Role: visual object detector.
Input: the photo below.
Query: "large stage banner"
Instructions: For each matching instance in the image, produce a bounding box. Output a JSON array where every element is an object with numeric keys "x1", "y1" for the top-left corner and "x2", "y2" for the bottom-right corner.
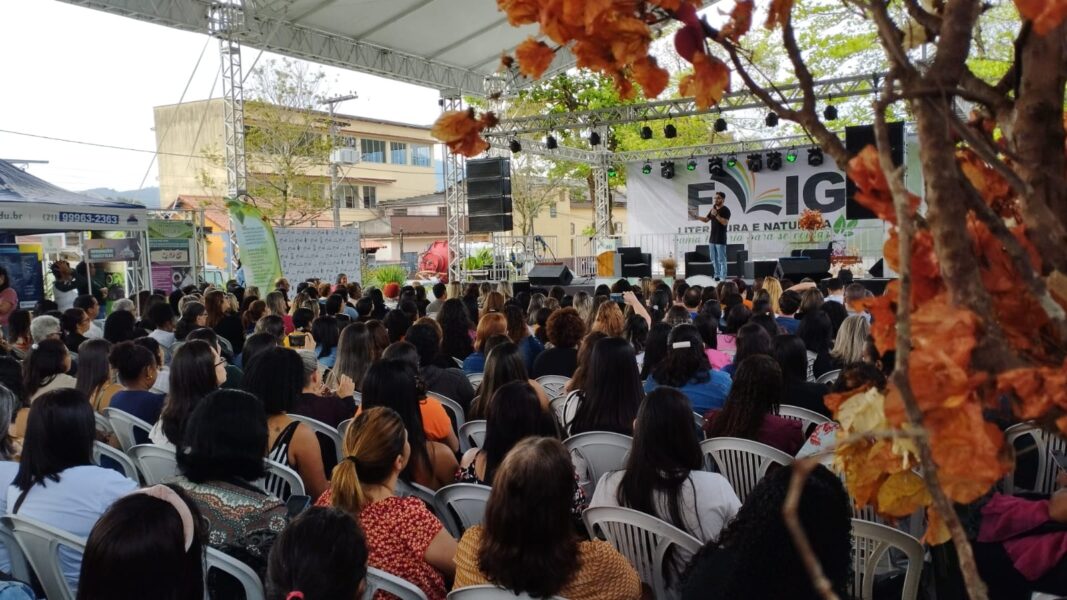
[
  {"x1": 226, "y1": 200, "x2": 282, "y2": 290},
  {"x1": 274, "y1": 227, "x2": 362, "y2": 287},
  {"x1": 625, "y1": 151, "x2": 886, "y2": 261}
]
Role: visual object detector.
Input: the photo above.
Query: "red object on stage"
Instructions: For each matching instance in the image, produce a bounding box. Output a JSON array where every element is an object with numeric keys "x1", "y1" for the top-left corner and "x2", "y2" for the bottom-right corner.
[{"x1": 418, "y1": 240, "x2": 449, "y2": 282}]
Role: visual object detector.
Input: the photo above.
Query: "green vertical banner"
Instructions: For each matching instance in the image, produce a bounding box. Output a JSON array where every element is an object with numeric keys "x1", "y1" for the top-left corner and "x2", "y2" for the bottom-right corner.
[{"x1": 226, "y1": 200, "x2": 282, "y2": 290}]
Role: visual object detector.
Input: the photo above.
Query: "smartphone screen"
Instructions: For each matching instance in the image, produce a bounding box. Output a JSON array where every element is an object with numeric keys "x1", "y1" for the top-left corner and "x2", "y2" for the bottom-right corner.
[
  {"x1": 288, "y1": 334, "x2": 306, "y2": 346},
  {"x1": 286, "y1": 494, "x2": 311, "y2": 518},
  {"x1": 610, "y1": 293, "x2": 623, "y2": 303}
]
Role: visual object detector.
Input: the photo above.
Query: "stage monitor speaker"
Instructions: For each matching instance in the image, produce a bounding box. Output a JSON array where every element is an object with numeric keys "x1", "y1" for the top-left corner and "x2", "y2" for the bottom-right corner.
[
  {"x1": 468, "y1": 214, "x2": 513, "y2": 233},
  {"x1": 746, "y1": 260, "x2": 779, "y2": 279},
  {"x1": 528, "y1": 264, "x2": 573, "y2": 286},
  {"x1": 869, "y1": 258, "x2": 884, "y2": 278},
  {"x1": 467, "y1": 197, "x2": 513, "y2": 216},
  {"x1": 845, "y1": 122, "x2": 904, "y2": 220},
  {"x1": 512, "y1": 281, "x2": 531, "y2": 297},
  {"x1": 466, "y1": 157, "x2": 510, "y2": 179},
  {"x1": 775, "y1": 257, "x2": 831, "y2": 281}
]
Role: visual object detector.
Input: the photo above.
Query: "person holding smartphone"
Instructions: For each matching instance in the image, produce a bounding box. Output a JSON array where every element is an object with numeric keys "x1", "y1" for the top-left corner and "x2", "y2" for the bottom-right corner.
[{"x1": 694, "y1": 191, "x2": 732, "y2": 281}]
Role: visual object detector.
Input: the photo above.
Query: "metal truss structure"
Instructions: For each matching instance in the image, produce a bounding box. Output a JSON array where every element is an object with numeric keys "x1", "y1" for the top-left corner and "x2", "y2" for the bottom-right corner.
[
  {"x1": 490, "y1": 73, "x2": 885, "y2": 136},
  {"x1": 614, "y1": 133, "x2": 840, "y2": 163},
  {"x1": 441, "y1": 91, "x2": 468, "y2": 284}
]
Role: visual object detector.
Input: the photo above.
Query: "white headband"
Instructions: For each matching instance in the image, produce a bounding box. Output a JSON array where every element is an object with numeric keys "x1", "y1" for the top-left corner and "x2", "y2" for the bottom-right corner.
[
  {"x1": 130, "y1": 485, "x2": 195, "y2": 551},
  {"x1": 672, "y1": 341, "x2": 692, "y2": 349}
]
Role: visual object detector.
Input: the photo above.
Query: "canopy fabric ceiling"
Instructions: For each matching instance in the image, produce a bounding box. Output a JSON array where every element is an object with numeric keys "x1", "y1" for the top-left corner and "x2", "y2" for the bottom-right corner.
[{"x1": 58, "y1": 0, "x2": 716, "y2": 96}]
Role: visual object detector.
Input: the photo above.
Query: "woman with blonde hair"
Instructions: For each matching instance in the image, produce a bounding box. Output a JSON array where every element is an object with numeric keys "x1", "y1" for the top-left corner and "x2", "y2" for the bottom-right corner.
[
  {"x1": 318, "y1": 406, "x2": 456, "y2": 600},
  {"x1": 762, "y1": 276, "x2": 784, "y2": 314},
  {"x1": 591, "y1": 301, "x2": 625, "y2": 338},
  {"x1": 526, "y1": 293, "x2": 547, "y2": 326},
  {"x1": 572, "y1": 291, "x2": 594, "y2": 324},
  {"x1": 480, "y1": 291, "x2": 506, "y2": 319},
  {"x1": 830, "y1": 314, "x2": 870, "y2": 366},
  {"x1": 477, "y1": 282, "x2": 493, "y2": 310},
  {"x1": 463, "y1": 313, "x2": 508, "y2": 374},
  {"x1": 265, "y1": 291, "x2": 294, "y2": 334},
  {"x1": 495, "y1": 281, "x2": 513, "y2": 299}
]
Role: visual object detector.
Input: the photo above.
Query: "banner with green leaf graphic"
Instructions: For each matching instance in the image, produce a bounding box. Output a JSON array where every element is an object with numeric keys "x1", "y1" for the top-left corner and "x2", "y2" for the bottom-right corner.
[
  {"x1": 226, "y1": 200, "x2": 282, "y2": 290},
  {"x1": 626, "y1": 149, "x2": 886, "y2": 260}
]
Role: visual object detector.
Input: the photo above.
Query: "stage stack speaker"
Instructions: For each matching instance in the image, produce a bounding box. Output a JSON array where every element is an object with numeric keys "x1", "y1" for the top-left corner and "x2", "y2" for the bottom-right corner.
[
  {"x1": 845, "y1": 122, "x2": 905, "y2": 220},
  {"x1": 466, "y1": 157, "x2": 513, "y2": 233},
  {"x1": 528, "y1": 264, "x2": 574, "y2": 286},
  {"x1": 775, "y1": 257, "x2": 831, "y2": 282}
]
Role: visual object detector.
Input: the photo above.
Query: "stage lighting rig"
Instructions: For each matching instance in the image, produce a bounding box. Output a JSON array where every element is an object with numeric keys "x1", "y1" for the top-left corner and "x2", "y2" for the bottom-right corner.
[
  {"x1": 726, "y1": 154, "x2": 738, "y2": 168},
  {"x1": 708, "y1": 157, "x2": 726, "y2": 177},
  {"x1": 640, "y1": 125, "x2": 653, "y2": 140},
  {"x1": 808, "y1": 147, "x2": 824, "y2": 166},
  {"x1": 823, "y1": 103, "x2": 838, "y2": 121},
  {"x1": 686, "y1": 158, "x2": 697, "y2": 171},
  {"x1": 713, "y1": 117, "x2": 728, "y2": 132},
  {"x1": 767, "y1": 151, "x2": 783, "y2": 171},
  {"x1": 660, "y1": 161, "x2": 675, "y2": 179},
  {"x1": 642, "y1": 161, "x2": 652, "y2": 175},
  {"x1": 589, "y1": 131, "x2": 601, "y2": 146},
  {"x1": 545, "y1": 134, "x2": 557, "y2": 149},
  {"x1": 765, "y1": 112, "x2": 779, "y2": 127},
  {"x1": 608, "y1": 166, "x2": 618, "y2": 178},
  {"x1": 509, "y1": 139, "x2": 522, "y2": 153},
  {"x1": 785, "y1": 148, "x2": 798, "y2": 163},
  {"x1": 664, "y1": 124, "x2": 677, "y2": 139},
  {"x1": 746, "y1": 153, "x2": 763, "y2": 172}
]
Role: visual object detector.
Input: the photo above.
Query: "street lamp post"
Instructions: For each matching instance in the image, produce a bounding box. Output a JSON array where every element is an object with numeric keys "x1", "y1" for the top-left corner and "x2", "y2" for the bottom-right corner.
[{"x1": 324, "y1": 94, "x2": 358, "y2": 229}]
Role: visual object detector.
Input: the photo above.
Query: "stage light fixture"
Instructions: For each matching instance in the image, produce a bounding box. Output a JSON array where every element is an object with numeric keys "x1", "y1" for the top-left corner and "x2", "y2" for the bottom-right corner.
[
  {"x1": 823, "y1": 104, "x2": 838, "y2": 121},
  {"x1": 642, "y1": 161, "x2": 652, "y2": 175},
  {"x1": 808, "y1": 147, "x2": 824, "y2": 166},
  {"x1": 589, "y1": 131, "x2": 601, "y2": 146},
  {"x1": 726, "y1": 154, "x2": 738, "y2": 168},
  {"x1": 708, "y1": 157, "x2": 726, "y2": 177},
  {"x1": 509, "y1": 139, "x2": 522, "y2": 153},
  {"x1": 767, "y1": 151, "x2": 783, "y2": 171},
  {"x1": 765, "y1": 112, "x2": 779, "y2": 127},
  {"x1": 746, "y1": 153, "x2": 763, "y2": 172},
  {"x1": 660, "y1": 161, "x2": 675, "y2": 179},
  {"x1": 664, "y1": 124, "x2": 677, "y2": 139},
  {"x1": 608, "y1": 166, "x2": 618, "y2": 178},
  {"x1": 640, "y1": 125, "x2": 653, "y2": 140},
  {"x1": 785, "y1": 148, "x2": 798, "y2": 163},
  {"x1": 545, "y1": 134, "x2": 558, "y2": 149},
  {"x1": 687, "y1": 158, "x2": 697, "y2": 171},
  {"x1": 713, "y1": 117, "x2": 728, "y2": 133}
]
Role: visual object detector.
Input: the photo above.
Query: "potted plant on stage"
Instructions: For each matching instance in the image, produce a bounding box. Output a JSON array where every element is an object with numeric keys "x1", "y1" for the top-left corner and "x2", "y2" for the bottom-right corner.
[
  {"x1": 660, "y1": 256, "x2": 677, "y2": 279},
  {"x1": 797, "y1": 208, "x2": 829, "y2": 243},
  {"x1": 371, "y1": 265, "x2": 407, "y2": 299}
]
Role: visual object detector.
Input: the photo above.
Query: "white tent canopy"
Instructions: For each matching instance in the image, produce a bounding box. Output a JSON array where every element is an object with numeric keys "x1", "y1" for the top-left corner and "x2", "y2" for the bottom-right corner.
[{"x1": 0, "y1": 159, "x2": 147, "y2": 235}]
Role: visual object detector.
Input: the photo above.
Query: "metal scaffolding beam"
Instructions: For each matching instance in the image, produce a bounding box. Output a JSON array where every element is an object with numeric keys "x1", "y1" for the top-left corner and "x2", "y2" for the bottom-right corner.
[
  {"x1": 613, "y1": 133, "x2": 841, "y2": 163},
  {"x1": 492, "y1": 72, "x2": 886, "y2": 136},
  {"x1": 441, "y1": 91, "x2": 468, "y2": 284}
]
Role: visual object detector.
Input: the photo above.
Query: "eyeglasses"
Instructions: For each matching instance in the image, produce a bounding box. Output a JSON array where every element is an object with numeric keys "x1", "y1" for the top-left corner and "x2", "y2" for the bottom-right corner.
[{"x1": 215, "y1": 358, "x2": 227, "y2": 367}]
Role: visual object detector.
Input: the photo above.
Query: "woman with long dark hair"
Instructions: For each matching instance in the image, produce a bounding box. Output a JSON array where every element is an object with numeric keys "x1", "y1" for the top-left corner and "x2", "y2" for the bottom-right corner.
[
  {"x1": 320, "y1": 407, "x2": 456, "y2": 600},
  {"x1": 75, "y1": 339, "x2": 120, "y2": 413},
  {"x1": 173, "y1": 301, "x2": 207, "y2": 342},
  {"x1": 151, "y1": 340, "x2": 226, "y2": 449},
  {"x1": 681, "y1": 465, "x2": 852, "y2": 600},
  {"x1": 797, "y1": 309, "x2": 835, "y2": 379},
  {"x1": 6, "y1": 309, "x2": 31, "y2": 357},
  {"x1": 325, "y1": 322, "x2": 373, "y2": 392},
  {"x1": 311, "y1": 316, "x2": 340, "y2": 368},
  {"x1": 624, "y1": 314, "x2": 649, "y2": 366},
  {"x1": 10, "y1": 389, "x2": 137, "y2": 588},
  {"x1": 504, "y1": 304, "x2": 543, "y2": 371},
  {"x1": 568, "y1": 337, "x2": 643, "y2": 436},
  {"x1": 360, "y1": 359, "x2": 458, "y2": 490},
  {"x1": 648, "y1": 287, "x2": 672, "y2": 324},
  {"x1": 437, "y1": 298, "x2": 474, "y2": 362},
  {"x1": 206, "y1": 289, "x2": 244, "y2": 354},
  {"x1": 639, "y1": 322, "x2": 672, "y2": 381},
  {"x1": 457, "y1": 382, "x2": 557, "y2": 486},
  {"x1": 645, "y1": 325, "x2": 732, "y2": 413},
  {"x1": 23, "y1": 338, "x2": 76, "y2": 403},
  {"x1": 774, "y1": 334, "x2": 830, "y2": 417},
  {"x1": 470, "y1": 342, "x2": 547, "y2": 420},
  {"x1": 591, "y1": 387, "x2": 740, "y2": 542},
  {"x1": 453, "y1": 437, "x2": 641, "y2": 600},
  {"x1": 266, "y1": 507, "x2": 369, "y2": 600},
  {"x1": 704, "y1": 355, "x2": 803, "y2": 454},
  {"x1": 60, "y1": 308, "x2": 91, "y2": 355},
  {"x1": 721, "y1": 322, "x2": 773, "y2": 377}
]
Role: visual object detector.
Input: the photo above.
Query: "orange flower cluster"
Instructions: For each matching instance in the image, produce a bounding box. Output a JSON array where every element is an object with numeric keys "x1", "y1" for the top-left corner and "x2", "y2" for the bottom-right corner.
[
  {"x1": 797, "y1": 208, "x2": 826, "y2": 231},
  {"x1": 1013, "y1": 0, "x2": 1067, "y2": 35},
  {"x1": 430, "y1": 109, "x2": 497, "y2": 157}
]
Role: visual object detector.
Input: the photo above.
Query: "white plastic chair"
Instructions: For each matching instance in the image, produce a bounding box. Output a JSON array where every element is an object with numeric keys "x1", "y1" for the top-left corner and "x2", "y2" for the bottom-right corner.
[
  {"x1": 337, "y1": 417, "x2": 354, "y2": 439},
  {"x1": 429, "y1": 392, "x2": 466, "y2": 436},
  {"x1": 816, "y1": 369, "x2": 842, "y2": 386},
  {"x1": 0, "y1": 517, "x2": 33, "y2": 585},
  {"x1": 551, "y1": 391, "x2": 580, "y2": 433},
  {"x1": 433, "y1": 483, "x2": 491, "y2": 538},
  {"x1": 102, "y1": 407, "x2": 153, "y2": 452},
  {"x1": 289, "y1": 414, "x2": 345, "y2": 464},
  {"x1": 700, "y1": 437, "x2": 793, "y2": 503},
  {"x1": 1, "y1": 515, "x2": 86, "y2": 600},
  {"x1": 535, "y1": 375, "x2": 570, "y2": 400},
  {"x1": 467, "y1": 373, "x2": 483, "y2": 389},
  {"x1": 205, "y1": 547, "x2": 266, "y2": 600},
  {"x1": 564, "y1": 431, "x2": 632, "y2": 497},
  {"x1": 91, "y1": 441, "x2": 140, "y2": 482},
  {"x1": 453, "y1": 357, "x2": 465, "y2": 369},
  {"x1": 583, "y1": 506, "x2": 702, "y2": 600},
  {"x1": 1004, "y1": 423, "x2": 1067, "y2": 495},
  {"x1": 129, "y1": 444, "x2": 180, "y2": 486},
  {"x1": 366, "y1": 566, "x2": 428, "y2": 600},
  {"x1": 263, "y1": 459, "x2": 305, "y2": 501},
  {"x1": 851, "y1": 519, "x2": 925, "y2": 600},
  {"x1": 458, "y1": 420, "x2": 487, "y2": 450},
  {"x1": 353, "y1": 391, "x2": 362, "y2": 406},
  {"x1": 93, "y1": 412, "x2": 113, "y2": 437},
  {"x1": 692, "y1": 412, "x2": 705, "y2": 436},
  {"x1": 396, "y1": 479, "x2": 437, "y2": 507},
  {"x1": 448, "y1": 585, "x2": 567, "y2": 600},
  {"x1": 776, "y1": 404, "x2": 831, "y2": 434}
]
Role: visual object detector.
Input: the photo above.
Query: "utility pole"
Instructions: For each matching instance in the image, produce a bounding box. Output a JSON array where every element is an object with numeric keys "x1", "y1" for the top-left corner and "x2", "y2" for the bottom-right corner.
[{"x1": 324, "y1": 94, "x2": 358, "y2": 229}]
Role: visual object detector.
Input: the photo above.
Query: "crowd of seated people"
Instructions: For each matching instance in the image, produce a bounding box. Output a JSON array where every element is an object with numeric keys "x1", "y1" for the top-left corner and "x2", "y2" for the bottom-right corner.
[{"x1": 0, "y1": 272, "x2": 1056, "y2": 600}]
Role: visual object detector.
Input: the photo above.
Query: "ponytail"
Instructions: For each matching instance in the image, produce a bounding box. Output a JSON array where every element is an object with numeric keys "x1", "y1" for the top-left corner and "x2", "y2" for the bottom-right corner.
[
  {"x1": 329, "y1": 407, "x2": 407, "y2": 516},
  {"x1": 329, "y1": 456, "x2": 366, "y2": 515}
]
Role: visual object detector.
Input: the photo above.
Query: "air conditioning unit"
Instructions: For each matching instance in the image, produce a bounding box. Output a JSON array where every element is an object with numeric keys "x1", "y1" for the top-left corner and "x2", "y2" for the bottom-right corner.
[{"x1": 331, "y1": 147, "x2": 359, "y2": 165}]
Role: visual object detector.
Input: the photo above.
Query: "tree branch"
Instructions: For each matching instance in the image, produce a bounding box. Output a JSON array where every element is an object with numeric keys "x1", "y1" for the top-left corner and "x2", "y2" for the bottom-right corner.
[{"x1": 782, "y1": 459, "x2": 841, "y2": 600}]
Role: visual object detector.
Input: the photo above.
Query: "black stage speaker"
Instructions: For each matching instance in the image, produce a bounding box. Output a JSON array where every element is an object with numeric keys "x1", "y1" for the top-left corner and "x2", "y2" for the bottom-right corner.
[
  {"x1": 528, "y1": 264, "x2": 574, "y2": 286},
  {"x1": 467, "y1": 157, "x2": 512, "y2": 233},
  {"x1": 746, "y1": 260, "x2": 779, "y2": 279},
  {"x1": 845, "y1": 122, "x2": 904, "y2": 220},
  {"x1": 512, "y1": 281, "x2": 531, "y2": 296},
  {"x1": 775, "y1": 257, "x2": 831, "y2": 281}
]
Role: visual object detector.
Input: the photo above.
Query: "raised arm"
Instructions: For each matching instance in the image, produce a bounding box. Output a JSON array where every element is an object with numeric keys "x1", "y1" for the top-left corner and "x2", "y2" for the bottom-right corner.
[{"x1": 623, "y1": 291, "x2": 652, "y2": 327}]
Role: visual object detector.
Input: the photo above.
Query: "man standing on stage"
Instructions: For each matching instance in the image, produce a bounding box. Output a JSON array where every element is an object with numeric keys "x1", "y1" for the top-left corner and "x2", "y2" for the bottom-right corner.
[{"x1": 697, "y1": 191, "x2": 731, "y2": 280}]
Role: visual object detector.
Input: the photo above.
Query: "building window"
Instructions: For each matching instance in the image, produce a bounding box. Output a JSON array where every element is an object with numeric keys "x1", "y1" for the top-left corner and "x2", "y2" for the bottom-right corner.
[
  {"x1": 392, "y1": 208, "x2": 408, "y2": 216},
  {"x1": 549, "y1": 203, "x2": 558, "y2": 218},
  {"x1": 390, "y1": 142, "x2": 407, "y2": 164},
  {"x1": 438, "y1": 206, "x2": 447, "y2": 216},
  {"x1": 339, "y1": 184, "x2": 358, "y2": 209},
  {"x1": 411, "y1": 144, "x2": 432, "y2": 167},
  {"x1": 362, "y1": 186, "x2": 377, "y2": 209},
  {"x1": 360, "y1": 139, "x2": 386, "y2": 163},
  {"x1": 339, "y1": 135, "x2": 358, "y2": 147},
  {"x1": 570, "y1": 223, "x2": 575, "y2": 235},
  {"x1": 570, "y1": 239, "x2": 576, "y2": 256}
]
